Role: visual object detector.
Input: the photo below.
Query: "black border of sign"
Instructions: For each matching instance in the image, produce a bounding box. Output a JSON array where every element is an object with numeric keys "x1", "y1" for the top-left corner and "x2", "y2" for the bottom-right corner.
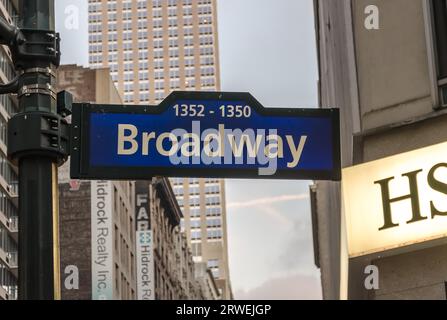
[{"x1": 70, "y1": 91, "x2": 341, "y2": 181}]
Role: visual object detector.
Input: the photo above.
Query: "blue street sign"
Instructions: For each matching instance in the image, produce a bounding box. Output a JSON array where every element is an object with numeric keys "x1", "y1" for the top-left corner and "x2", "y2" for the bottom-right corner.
[{"x1": 70, "y1": 91, "x2": 340, "y2": 180}]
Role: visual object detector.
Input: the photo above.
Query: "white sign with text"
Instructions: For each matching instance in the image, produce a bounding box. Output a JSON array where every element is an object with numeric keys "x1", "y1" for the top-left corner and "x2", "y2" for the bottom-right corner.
[
  {"x1": 342, "y1": 142, "x2": 447, "y2": 257},
  {"x1": 91, "y1": 180, "x2": 113, "y2": 300}
]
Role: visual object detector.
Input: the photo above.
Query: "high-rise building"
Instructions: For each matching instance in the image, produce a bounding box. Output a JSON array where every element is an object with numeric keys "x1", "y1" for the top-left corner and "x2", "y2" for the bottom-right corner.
[
  {"x1": 88, "y1": 0, "x2": 220, "y2": 105},
  {"x1": 0, "y1": 0, "x2": 19, "y2": 301},
  {"x1": 171, "y1": 178, "x2": 232, "y2": 299},
  {"x1": 88, "y1": 0, "x2": 232, "y2": 299}
]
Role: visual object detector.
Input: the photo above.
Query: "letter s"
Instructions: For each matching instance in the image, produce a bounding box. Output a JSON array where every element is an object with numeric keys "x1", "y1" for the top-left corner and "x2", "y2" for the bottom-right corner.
[{"x1": 428, "y1": 163, "x2": 447, "y2": 218}]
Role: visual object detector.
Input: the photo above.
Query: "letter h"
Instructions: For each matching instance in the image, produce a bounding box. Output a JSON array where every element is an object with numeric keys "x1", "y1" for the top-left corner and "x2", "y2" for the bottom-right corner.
[{"x1": 374, "y1": 169, "x2": 427, "y2": 231}]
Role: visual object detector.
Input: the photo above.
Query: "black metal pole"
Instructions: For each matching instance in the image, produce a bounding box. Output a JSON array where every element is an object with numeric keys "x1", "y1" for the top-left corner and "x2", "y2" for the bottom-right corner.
[{"x1": 17, "y1": 0, "x2": 60, "y2": 300}]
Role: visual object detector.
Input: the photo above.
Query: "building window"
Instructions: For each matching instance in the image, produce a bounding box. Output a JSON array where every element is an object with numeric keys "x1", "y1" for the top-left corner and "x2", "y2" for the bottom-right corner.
[
  {"x1": 205, "y1": 207, "x2": 221, "y2": 217},
  {"x1": 207, "y1": 259, "x2": 219, "y2": 268},
  {"x1": 189, "y1": 195, "x2": 200, "y2": 206},
  {"x1": 190, "y1": 219, "x2": 201, "y2": 229},
  {"x1": 211, "y1": 268, "x2": 220, "y2": 279},
  {"x1": 190, "y1": 207, "x2": 201, "y2": 217},
  {"x1": 205, "y1": 195, "x2": 220, "y2": 206},
  {"x1": 207, "y1": 228, "x2": 222, "y2": 240},
  {"x1": 191, "y1": 230, "x2": 201, "y2": 240},
  {"x1": 191, "y1": 243, "x2": 202, "y2": 256},
  {"x1": 206, "y1": 218, "x2": 221, "y2": 228},
  {"x1": 188, "y1": 185, "x2": 200, "y2": 195},
  {"x1": 429, "y1": 1, "x2": 447, "y2": 106}
]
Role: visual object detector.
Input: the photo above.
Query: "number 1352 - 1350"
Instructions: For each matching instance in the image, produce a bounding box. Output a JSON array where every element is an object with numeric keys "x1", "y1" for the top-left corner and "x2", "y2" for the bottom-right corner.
[{"x1": 173, "y1": 104, "x2": 252, "y2": 118}]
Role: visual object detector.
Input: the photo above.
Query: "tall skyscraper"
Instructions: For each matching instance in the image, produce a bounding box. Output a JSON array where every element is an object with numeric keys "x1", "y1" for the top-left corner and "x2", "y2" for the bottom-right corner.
[
  {"x1": 171, "y1": 178, "x2": 232, "y2": 299},
  {"x1": 88, "y1": 0, "x2": 232, "y2": 299},
  {"x1": 0, "y1": 0, "x2": 19, "y2": 301},
  {"x1": 89, "y1": 0, "x2": 220, "y2": 104}
]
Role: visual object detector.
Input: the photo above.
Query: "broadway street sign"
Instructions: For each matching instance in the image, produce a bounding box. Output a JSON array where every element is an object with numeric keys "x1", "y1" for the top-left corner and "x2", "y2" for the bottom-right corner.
[{"x1": 70, "y1": 91, "x2": 340, "y2": 180}]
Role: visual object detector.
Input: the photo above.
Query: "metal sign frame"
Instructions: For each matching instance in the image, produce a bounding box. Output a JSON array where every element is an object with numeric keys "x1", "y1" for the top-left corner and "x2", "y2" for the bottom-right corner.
[{"x1": 70, "y1": 91, "x2": 341, "y2": 181}]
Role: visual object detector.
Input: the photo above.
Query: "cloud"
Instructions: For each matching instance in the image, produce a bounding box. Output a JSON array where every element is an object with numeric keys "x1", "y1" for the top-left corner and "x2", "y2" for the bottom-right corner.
[
  {"x1": 275, "y1": 220, "x2": 316, "y2": 272},
  {"x1": 235, "y1": 273, "x2": 322, "y2": 300},
  {"x1": 227, "y1": 194, "x2": 309, "y2": 209}
]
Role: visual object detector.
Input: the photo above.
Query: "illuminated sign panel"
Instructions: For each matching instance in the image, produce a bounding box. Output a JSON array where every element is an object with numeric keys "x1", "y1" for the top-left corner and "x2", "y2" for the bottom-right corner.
[{"x1": 342, "y1": 142, "x2": 447, "y2": 257}]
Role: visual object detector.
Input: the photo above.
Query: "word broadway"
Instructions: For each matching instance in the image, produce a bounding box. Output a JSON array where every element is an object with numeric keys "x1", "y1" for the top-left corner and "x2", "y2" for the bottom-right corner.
[{"x1": 117, "y1": 121, "x2": 308, "y2": 175}]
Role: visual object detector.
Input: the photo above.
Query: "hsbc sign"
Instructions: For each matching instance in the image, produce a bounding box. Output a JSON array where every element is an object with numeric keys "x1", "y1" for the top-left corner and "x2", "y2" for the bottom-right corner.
[{"x1": 342, "y1": 142, "x2": 447, "y2": 257}]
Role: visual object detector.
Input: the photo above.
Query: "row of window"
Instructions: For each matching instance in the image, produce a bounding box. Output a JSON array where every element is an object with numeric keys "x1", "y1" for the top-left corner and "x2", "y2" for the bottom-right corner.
[
  {"x1": 114, "y1": 188, "x2": 135, "y2": 243},
  {"x1": 91, "y1": 40, "x2": 214, "y2": 54},
  {"x1": 189, "y1": 217, "x2": 222, "y2": 229},
  {"x1": 0, "y1": 94, "x2": 16, "y2": 117},
  {"x1": 90, "y1": 15, "x2": 212, "y2": 29},
  {"x1": 0, "y1": 157, "x2": 18, "y2": 195},
  {"x1": 173, "y1": 186, "x2": 183, "y2": 196},
  {"x1": 204, "y1": 184, "x2": 220, "y2": 194},
  {"x1": 0, "y1": 224, "x2": 17, "y2": 259},
  {"x1": 206, "y1": 207, "x2": 221, "y2": 217},
  {"x1": 0, "y1": 262, "x2": 17, "y2": 299},
  {"x1": 93, "y1": 63, "x2": 212, "y2": 79},
  {"x1": 89, "y1": 45, "x2": 214, "y2": 61},
  {"x1": 0, "y1": 193, "x2": 17, "y2": 222},
  {"x1": 191, "y1": 229, "x2": 222, "y2": 240},
  {"x1": 88, "y1": 0, "x2": 212, "y2": 11},
  {"x1": 115, "y1": 263, "x2": 135, "y2": 300},
  {"x1": 126, "y1": 72, "x2": 201, "y2": 87},
  {"x1": 124, "y1": 91, "x2": 166, "y2": 103},
  {"x1": 190, "y1": 207, "x2": 201, "y2": 217},
  {"x1": 170, "y1": 177, "x2": 184, "y2": 185},
  {"x1": 205, "y1": 178, "x2": 220, "y2": 184},
  {"x1": 0, "y1": 49, "x2": 14, "y2": 81},
  {"x1": 120, "y1": 82, "x2": 216, "y2": 100},
  {"x1": 205, "y1": 195, "x2": 220, "y2": 206},
  {"x1": 114, "y1": 226, "x2": 135, "y2": 281},
  {"x1": 1, "y1": 0, "x2": 17, "y2": 23},
  {"x1": 178, "y1": 206, "x2": 221, "y2": 219}
]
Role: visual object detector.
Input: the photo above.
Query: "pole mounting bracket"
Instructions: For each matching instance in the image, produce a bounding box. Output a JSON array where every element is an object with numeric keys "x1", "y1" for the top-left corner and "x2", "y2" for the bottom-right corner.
[
  {"x1": 11, "y1": 29, "x2": 61, "y2": 69},
  {"x1": 7, "y1": 112, "x2": 69, "y2": 166},
  {"x1": 18, "y1": 83, "x2": 57, "y2": 100}
]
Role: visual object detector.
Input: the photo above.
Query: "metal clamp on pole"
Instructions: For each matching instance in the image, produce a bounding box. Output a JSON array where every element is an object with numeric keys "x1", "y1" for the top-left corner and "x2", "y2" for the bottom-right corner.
[
  {"x1": 11, "y1": 29, "x2": 60, "y2": 69},
  {"x1": 7, "y1": 112, "x2": 69, "y2": 166},
  {"x1": 18, "y1": 83, "x2": 57, "y2": 99},
  {"x1": 23, "y1": 67, "x2": 56, "y2": 78}
]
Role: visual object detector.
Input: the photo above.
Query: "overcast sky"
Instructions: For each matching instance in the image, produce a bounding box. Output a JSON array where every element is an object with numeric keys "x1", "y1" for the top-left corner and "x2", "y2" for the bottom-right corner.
[
  {"x1": 217, "y1": 0, "x2": 321, "y2": 300},
  {"x1": 55, "y1": 0, "x2": 321, "y2": 300}
]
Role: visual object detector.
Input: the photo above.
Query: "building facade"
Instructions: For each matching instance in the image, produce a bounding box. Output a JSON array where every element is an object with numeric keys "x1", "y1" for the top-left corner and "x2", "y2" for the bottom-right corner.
[
  {"x1": 139, "y1": 178, "x2": 216, "y2": 300},
  {"x1": 57, "y1": 65, "x2": 137, "y2": 300},
  {"x1": 59, "y1": 180, "x2": 137, "y2": 300},
  {"x1": 313, "y1": 0, "x2": 447, "y2": 299},
  {"x1": 0, "y1": 0, "x2": 19, "y2": 301},
  {"x1": 88, "y1": 0, "x2": 232, "y2": 299},
  {"x1": 171, "y1": 178, "x2": 232, "y2": 299},
  {"x1": 194, "y1": 261, "x2": 220, "y2": 300},
  {"x1": 88, "y1": 0, "x2": 220, "y2": 105}
]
